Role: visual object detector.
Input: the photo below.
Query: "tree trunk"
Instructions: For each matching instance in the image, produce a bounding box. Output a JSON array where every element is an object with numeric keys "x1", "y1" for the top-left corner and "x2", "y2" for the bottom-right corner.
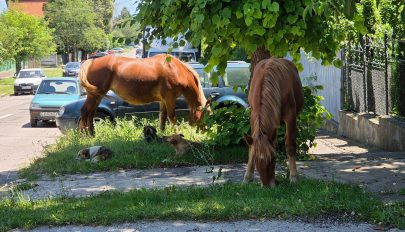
[
  {"x1": 248, "y1": 47, "x2": 271, "y2": 94},
  {"x1": 15, "y1": 58, "x2": 22, "y2": 75},
  {"x1": 250, "y1": 46, "x2": 271, "y2": 75}
]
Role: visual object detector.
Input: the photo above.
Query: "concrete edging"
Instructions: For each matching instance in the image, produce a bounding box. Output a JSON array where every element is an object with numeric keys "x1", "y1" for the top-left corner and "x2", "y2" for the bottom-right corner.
[{"x1": 338, "y1": 110, "x2": 405, "y2": 152}]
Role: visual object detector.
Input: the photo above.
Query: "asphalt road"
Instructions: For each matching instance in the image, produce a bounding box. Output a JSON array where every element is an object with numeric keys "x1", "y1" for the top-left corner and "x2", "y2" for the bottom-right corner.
[{"x1": 0, "y1": 94, "x2": 60, "y2": 185}]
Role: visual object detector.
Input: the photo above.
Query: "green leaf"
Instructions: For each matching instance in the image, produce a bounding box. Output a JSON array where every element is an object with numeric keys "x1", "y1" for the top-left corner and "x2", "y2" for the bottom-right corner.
[
  {"x1": 195, "y1": 14, "x2": 204, "y2": 24},
  {"x1": 236, "y1": 11, "x2": 244, "y2": 19},
  {"x1": 268, "y1": 2, "x2": 279, "y2": 12},
  {"x1": 245, "y1": 16, "x2": 253, "y2": 26},
  {"x1": 212, "y1": 14, "x2": 220, "y2": 25}
]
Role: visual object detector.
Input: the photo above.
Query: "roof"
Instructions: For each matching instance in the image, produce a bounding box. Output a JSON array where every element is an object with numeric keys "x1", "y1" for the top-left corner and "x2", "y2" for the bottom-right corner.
[
  {"x1": 6, "y1": 0, "x2": 47, "y2": 17},
  {"x1": 20, "y1": 68, "x2": 43, "y2": 71},
  {"x1": 42, "y1": 77, "x2": 78, "y2": 81}
]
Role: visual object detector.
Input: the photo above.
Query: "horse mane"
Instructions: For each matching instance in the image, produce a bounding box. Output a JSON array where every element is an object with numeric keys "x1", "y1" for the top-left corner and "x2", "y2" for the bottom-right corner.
[
  {"x1": 79, "y1": 59, "x2": 101, "y2": 96},
  {"x1": 181, "y1": 61, "x2": 207, "y2": 108},
  {"x1": 250, "y1": 58, "x2": 285, "y2": 164}
]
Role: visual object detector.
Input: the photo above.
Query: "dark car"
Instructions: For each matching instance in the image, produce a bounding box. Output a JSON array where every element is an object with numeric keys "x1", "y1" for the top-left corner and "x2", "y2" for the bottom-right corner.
[
  {"x1": 55, "y1": 62, "x2": 250, "y2": 132},
  {"x1": 63, "y1": 62, "x2": 80, "y2": 77}
]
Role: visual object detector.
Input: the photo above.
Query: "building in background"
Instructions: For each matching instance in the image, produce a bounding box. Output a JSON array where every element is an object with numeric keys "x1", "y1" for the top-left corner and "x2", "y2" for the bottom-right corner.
[{"x1": 5, "y1": 0, "x2": 46, "y2": 17}]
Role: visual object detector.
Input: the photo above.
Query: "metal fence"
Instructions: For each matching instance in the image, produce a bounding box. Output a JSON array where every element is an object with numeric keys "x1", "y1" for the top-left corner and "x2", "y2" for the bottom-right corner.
[
  {"x1": 0, "y1": 60, "x2": 15, "y2": 73},
  {"x1": 342, "y1": 34, "x2": 395, "y2": 115}
]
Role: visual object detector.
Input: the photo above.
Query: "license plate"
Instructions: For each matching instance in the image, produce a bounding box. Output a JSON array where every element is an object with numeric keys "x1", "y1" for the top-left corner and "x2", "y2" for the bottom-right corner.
[
  {"x1": 40, "y1": 112, "x2": 57, "y2": 117},
  {"x1": 21, "y1": 86, "x2": 32, "y2": 90}
]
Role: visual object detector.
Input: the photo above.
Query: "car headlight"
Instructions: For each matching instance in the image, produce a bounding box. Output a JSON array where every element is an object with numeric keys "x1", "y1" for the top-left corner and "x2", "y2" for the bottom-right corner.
[
  {"x1": 14, "y1": 83, "x2": 20, "y2": 86},
  {"x1": 30, "y1": 103, "x2": 40, "y2": 109},
  {"x1": 58, "y1": 106, "x2": 65, "y2": 116}
]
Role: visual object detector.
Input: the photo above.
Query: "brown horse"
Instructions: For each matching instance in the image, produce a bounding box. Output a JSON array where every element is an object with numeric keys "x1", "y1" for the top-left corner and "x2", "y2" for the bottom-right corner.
[
  {"x1": 79, "y1": 54, "x2": 207, "y2": 134},
  {"x1": 244, "y1": 57, "x2": 304, "y2": 187}
]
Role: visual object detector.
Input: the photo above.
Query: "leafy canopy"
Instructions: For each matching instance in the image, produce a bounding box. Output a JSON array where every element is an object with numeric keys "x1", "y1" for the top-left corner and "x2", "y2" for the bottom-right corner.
[
  {"x1": 0, "y1": 9, "x2": 55, "y2": 65},
  {"x1": 135, "y1": 0, "x2": 356, "y2": 74},
  {"x1": 44, "y1": 0, "x2": 109, "y2": 53}
]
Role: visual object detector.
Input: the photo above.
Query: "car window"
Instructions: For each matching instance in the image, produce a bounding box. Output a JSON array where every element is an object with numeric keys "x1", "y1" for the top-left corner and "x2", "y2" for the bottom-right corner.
[
  {"x1": 37, "y1": 80, "x2": 77, "y2": 94},
  {"x1": 66, "y1": 63, "x2": 80, "y2": 69},
  {"x1": 193, "y1": 68, "x2": 211, "y2": 88},
  {"x1": 18, "y1": 70, "x2": 42, "y2": 78},
  {"x1": 223, "y1": 66, "x2": 250, "y2": 87},
  {"x1": 148, "y1": 51, "x2": 196, "y2": 62}
]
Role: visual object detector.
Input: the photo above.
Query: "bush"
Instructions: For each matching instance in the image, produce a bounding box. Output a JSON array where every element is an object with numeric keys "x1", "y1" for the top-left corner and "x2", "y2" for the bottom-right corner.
[{"x1": 203, "y1": 86, "x2": 332, "y2": 160}]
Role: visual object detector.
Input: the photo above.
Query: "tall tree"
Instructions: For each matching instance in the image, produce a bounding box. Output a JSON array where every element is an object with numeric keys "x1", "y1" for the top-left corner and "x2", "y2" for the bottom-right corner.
[
  {"x1": 92, "y1": 0, "x2": 114, "y2": 33},
  {"x1": 0, "y1": 9, "x2": 55, "y2": 73},
  {"x1": 112, "y1": 7, "x2": 140, "y2": 46},
  {"x1": 135, "y1": 0, "x2": 357, "y2": 81},
  {"x1": 44, "y1": 0, "x2": 108, "y2": 61}
]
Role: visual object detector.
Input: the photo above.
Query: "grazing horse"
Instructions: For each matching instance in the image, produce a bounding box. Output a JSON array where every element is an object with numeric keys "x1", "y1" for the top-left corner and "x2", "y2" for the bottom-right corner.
[
  {"x1": 79, "y1": 54, "x2": 207, "y2": 134},
  {"x1": 244, "y1": 57, "x2": 304, "y2": 187}
]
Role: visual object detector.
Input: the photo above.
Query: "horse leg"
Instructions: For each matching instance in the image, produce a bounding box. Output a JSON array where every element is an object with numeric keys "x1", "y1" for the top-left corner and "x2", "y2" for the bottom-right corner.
[
  {"x1": 159, "y1": 102, "x2": 168, "y2": 131},
  {"x1": 80, "y1": 94, "x2": 101, "y2": 136},
  {"x1": 243, "y1": 152, "x2": 254, "y2": 182},
  {"x1": 285, "y1": 115, "x2": 298, "y2": 183},
  {"x1": 165, "y1": 99, "x2": 177, "y2": 132}
]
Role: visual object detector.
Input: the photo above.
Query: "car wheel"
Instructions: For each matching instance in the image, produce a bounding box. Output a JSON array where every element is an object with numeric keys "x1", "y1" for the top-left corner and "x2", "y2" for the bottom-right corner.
[
  {"x1": 30, "y1": 118, "x2": 38, "y2": 127},
  {"x1": 14, "y1": 92, "x2": 19, "y2": 96},
  {"x1": 94, "y1": 111, "x2": 112, "y2": 123}
]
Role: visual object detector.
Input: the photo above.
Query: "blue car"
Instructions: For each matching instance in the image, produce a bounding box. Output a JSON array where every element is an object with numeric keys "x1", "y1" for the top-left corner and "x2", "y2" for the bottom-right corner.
[
  {"x1": 30, "y1": 77, "x2": 85, "y2": 127},
  {"x1": 55, "y1": 62, "x2": 250, "y2": 132}
]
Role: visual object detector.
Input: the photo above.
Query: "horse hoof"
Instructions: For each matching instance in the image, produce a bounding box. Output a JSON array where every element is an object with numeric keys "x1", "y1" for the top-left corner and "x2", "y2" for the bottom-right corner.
[
  {"x1": 289, "y1": 176, "x2": 298, "y2": 183},
  {"x1": 243, "y1": 176, "x2": 253, "y2": 183}
]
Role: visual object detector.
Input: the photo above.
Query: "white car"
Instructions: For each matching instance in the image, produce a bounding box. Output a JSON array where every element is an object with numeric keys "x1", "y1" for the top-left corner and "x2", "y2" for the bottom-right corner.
[{"x1": 14, "y1": 68, "x2": 47, "y2": 95}]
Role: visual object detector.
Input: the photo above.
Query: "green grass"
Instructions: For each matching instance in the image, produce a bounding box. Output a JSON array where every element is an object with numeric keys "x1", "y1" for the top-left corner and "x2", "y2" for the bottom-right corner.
[
  {"x1": 43, "y1": 67, "x2": 63, "y2": 77},
  {"x1": 1, "y1": 180, "x2": 404, "y2": 231},
  {"x1": 20, "y1": 118, "x2": 247, "y2": 178},
  {"x1": 0, "y1": 77, "x2": 14, "y2": 96}
]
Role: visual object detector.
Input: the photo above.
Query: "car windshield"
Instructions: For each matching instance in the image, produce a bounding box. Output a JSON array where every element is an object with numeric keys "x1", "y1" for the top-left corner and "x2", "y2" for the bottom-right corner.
[
  {"x1": 193, "y1": 67, "x2": 211, "y2": 88},
  {"x1": 149, "y1": 52, "x2": 196, "y2": 62},
  {"x1": 223, "y1": 66, "x2": 250, "y2": 87},
  {"x1": 66, "y1": 63, "x2": 80, "y2": 69},
  {"x1": 37, "y1": 80, "x2": 78, "y2": 94},
  {"x1": 18, "y1": 70, "x2": 42, "y2": 78}
]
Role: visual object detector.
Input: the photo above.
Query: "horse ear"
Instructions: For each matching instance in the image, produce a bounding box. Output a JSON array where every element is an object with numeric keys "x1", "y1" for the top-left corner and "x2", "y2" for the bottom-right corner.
[{"x1": 244, "y1": 134, "x2": 253, "y2": 145}]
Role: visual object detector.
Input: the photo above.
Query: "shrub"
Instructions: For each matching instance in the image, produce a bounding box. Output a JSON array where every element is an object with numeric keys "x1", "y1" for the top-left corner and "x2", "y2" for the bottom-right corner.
[{"x1": 203, "y1": 86, "x2": 332, "y2": 160}]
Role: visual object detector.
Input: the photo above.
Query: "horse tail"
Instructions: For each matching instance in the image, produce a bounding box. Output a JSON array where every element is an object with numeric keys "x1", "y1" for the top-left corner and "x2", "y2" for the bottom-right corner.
[
  {"x1": 182, "y1": 62, "x2": 207, "y2": 108},
  {"x1": 79, "y1": 59, "x2": 99, "y2": 96}
]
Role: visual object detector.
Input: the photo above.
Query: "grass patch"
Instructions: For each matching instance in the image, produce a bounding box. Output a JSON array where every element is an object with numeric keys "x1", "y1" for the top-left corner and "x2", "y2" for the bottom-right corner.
[
  {"x1": 0, "y1": 180, "x2": 404, "y2": 231},
  {"x1": 20, "y1": 118, "x2": 247, "y2": 178},
  {"x1": 43, "y1": 67, "x2": 63, "y2": 77},
  {"x1": 0, "y1": 77, "x2": 14, "y2": 96}
]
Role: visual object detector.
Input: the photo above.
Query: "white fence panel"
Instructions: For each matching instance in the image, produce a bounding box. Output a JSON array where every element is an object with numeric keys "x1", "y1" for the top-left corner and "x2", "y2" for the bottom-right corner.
[{"x1": 288, "y1": 52, "x2": 342, "y2": 122}]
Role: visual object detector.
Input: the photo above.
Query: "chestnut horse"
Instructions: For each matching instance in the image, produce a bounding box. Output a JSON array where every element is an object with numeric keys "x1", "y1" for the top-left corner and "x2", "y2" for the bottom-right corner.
[
  {"x1": 79, "y1": 54, "x2": 207, "y2": 134},
  {"x1": 244, "y1": 57, "x2": 304, "y2": 187}
]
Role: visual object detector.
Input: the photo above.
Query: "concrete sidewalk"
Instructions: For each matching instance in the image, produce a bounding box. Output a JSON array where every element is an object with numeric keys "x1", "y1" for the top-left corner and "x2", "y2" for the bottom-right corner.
[{"x1": 1, "y1": 130, "x2": 404, "y2": 202}]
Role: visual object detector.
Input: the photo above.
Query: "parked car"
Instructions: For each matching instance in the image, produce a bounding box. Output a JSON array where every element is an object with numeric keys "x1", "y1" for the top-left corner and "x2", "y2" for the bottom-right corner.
[
  {"x1": 110, "y1": 47, "x2": 124, "y2": 53},
  {"x1": 13, "y1": 68, "x2": 47, "y2": 95},
  {"x1": 55, "y1": 62, "x2": 250, "y2": 132},
  {"x1": 63, "y1": 62, "x2": 80, "y2": 77},
  {"x1": 30, "y1": 77, "x2": 85, "y2": 127}
]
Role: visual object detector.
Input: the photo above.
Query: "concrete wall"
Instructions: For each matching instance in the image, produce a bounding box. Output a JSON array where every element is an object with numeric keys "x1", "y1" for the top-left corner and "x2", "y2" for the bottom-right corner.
[{"x1": 338, "y1": 110, "x2": 405, "y2": 151}]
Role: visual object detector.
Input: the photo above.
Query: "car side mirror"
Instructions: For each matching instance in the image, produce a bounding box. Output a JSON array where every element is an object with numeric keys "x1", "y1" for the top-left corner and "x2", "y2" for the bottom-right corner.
[{"x1": 13, "y1": 73, "x2": 17, "y2": 78}]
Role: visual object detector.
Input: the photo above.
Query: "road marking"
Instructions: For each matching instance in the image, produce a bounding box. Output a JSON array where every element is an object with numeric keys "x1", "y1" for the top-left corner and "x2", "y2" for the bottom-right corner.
[{"x1": 0, "y1": 114, "x2": 12, "y2": 120}]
